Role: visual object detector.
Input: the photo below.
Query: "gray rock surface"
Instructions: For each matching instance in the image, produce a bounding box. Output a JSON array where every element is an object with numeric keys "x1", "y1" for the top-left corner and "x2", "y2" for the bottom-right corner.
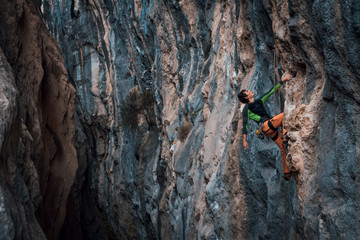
[
  {"x1": 0, "y1": 0, "x2": 359, "y2": 239},
  {"x1": 0, "y1": 47, "x2": 18, "y2": 240}
]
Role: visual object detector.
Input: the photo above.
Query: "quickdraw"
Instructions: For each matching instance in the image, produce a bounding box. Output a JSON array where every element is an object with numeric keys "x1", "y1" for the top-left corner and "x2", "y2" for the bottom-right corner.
[{"x1": 255, "y1": 125, "x2": 265, "y2": 139}]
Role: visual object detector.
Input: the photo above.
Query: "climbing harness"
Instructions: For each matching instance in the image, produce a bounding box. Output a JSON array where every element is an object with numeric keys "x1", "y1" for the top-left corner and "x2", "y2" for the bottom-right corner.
[{"x1": 255, "y1": 117, "x2": 272, "y2": 140}]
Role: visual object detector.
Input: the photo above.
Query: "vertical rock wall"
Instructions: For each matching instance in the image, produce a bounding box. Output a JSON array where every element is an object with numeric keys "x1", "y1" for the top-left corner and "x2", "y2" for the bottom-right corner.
[
  {"x1": 38, "y1": 0, "x2": 360, "y2": 239},
  {"x1": 0, "y1": 0, "x2": 77, "y2": 239},
  {"x1": 41, "y1": 0, "x2": 254, "y2": 238},
  {"x1": 0, "y1": 0, "x2": 359, "y2": 239},
  {"x1": 272, "y1": 1, "x2": 360, "y2": 239}
]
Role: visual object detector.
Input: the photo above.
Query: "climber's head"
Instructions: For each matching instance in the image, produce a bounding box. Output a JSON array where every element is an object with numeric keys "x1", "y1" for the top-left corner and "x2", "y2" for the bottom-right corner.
[{"x1": 238, "y1": 89, "x2": 254, "y2": 103}]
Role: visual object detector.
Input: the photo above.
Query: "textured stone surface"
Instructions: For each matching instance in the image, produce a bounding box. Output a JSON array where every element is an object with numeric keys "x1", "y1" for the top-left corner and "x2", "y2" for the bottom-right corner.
[
  {"x1": 0, "y1": 0, "x2": 77, "y2": 239},
  {"x1": 0, "y1": 46, "x2": 18, "y2": 240},
  {"x1": 0, "y1": 0, "x2": 359, "y2": 239},
  {"x1": 43, "y1": 0, "x2": 360, "y2": 239}
]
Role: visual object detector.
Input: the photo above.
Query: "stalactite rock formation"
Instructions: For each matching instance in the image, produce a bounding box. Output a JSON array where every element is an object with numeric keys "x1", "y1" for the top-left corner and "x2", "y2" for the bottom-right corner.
[{"x1": 0, "y1": 0, "x2": 359, "y2": 239}]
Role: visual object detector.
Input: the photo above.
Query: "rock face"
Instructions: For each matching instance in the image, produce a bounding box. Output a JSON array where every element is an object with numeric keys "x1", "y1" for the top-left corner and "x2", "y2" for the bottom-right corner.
[
  {"x1": 0, "y1": 0, "x2": 359, "y2": 239},
  {"x1": 0, "y1": 0, "x2": 77, "y2": 239}
]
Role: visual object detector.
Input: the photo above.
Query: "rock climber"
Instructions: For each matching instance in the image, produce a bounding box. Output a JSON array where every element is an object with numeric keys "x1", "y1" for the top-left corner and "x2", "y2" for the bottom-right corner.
[{"x1": 238, "y1": 73, "x2": 293, "y2": 180}]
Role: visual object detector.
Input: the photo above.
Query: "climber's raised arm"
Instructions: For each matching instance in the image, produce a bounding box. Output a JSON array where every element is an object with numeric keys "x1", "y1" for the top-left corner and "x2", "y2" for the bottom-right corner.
[
  {"x1": 241, "y1": 104, "x2": 249, "y2": 150},
  {"x1": 260, "y1": 73, "x2": 293, "y2": 104}
]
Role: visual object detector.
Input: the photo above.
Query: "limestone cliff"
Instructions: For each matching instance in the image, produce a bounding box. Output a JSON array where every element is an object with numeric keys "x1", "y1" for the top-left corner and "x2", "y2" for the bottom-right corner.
[
  {"x1": 0, "y1": 0, "x2": 359, "y2": 239},
  {"x1": 0, "y1": 0, "x2": 76, "y2": 239}
]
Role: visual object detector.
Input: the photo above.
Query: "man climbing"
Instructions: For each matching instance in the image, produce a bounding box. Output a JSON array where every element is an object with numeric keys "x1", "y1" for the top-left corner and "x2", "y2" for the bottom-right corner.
[{"x1": 238, "y1": 73, "x2": 293, "y2": 180}]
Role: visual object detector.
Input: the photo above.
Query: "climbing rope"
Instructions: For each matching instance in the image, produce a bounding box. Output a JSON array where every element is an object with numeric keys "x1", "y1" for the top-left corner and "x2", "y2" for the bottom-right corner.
[
  {"x1": 274, "y1": 45, "x2": 288, "y2": 240},
  {"x1": 273, "y1": 46, "x2": 284, "y2": 129},
  {"x1": 273, "y1": 46, "x2": 277, "y2": 115}
]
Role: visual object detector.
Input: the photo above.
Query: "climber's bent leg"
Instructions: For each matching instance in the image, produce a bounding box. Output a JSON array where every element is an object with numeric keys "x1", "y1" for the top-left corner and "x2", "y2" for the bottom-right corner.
[
  {"x1": 272, "y1": 131, "x2": 290, "y2": 174},
  {"x1": 263, "y1": 121, "x2": 290, "y2": 174}
]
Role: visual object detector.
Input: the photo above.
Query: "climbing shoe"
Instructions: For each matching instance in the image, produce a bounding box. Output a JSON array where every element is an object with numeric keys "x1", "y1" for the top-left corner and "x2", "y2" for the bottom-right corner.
[{"x1": 283, "y1": 172, "x2": 292, "y2": 181}]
